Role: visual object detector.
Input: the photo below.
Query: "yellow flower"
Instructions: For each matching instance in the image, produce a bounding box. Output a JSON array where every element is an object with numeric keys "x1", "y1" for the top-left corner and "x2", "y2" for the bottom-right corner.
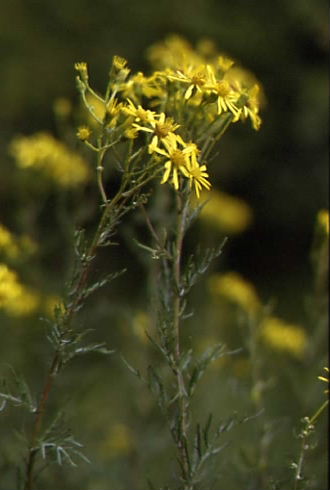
[
  {"x1": 184, "y1": 149, "x2": 211, "y2": 198},
  {"x1": 209, "y1": 272, "x2": 261, "y2": 314},
  {"x1": 74, "y1": 62, "x2": 88, "y2": 82},
  {"x1": 119, "y1": 72, "x2": 165, "y2": 100},
  {"x1": 101, "y1": 423, "x2": 135, "y2": 458},
  {"x1": 197, "y1": 189, "x2": 253, "y2": 234},
  {"x1": 109, "y1": 55, "x2": 130, "y2": 83},
  {"x1": 0, "y1": 224, "x2": 37, "y2": 260},
  {"x1": 112, "y1": 55, "x2": 128, "y2": 71},
  {"x1": 317, "y1": 210, "x2": 329, "y2": 236},
  {"x1": 0, "y1": 224, "x2": 20, "y2": 259},
  {"x1": 134, "y1": 112, "x2": 180, "y2": 148},
  {"x1": 147, "y1": 35, "x2": 202, "y2": 71},
  {"x1": 53, "y1": 97, "x2": 72, "y2": 118},
  {"x1": 105, "y1": 98, "x2": 124, "y2": 128},
  {"x1": 122, "y1": 99, "x2": 157, "y2": 124},
  {"x1": 238, "y1": 84, "x2": 262, "y2": 130},
  {"x1": 196, "y1": 38, "x2": 218, "y2": 59},
  {"x1": 167, "y1": 64, "x2": 211, "y2": 100},
  {"x1": 0, "y1": 263, "x2": 39, "y2": 316},
  {"x1": 149, "y1": 132, "x2": 191, "y2": 190},
  {"x1": 260, "y1": 316, "x2": 308, "y2": 358},
  {"x1": 132, "y1": 311, "x2": 150, "y2": 343},
  {"x1": 76, "y1": 126, "x2": 92, "y2": 141},
  {"x1": 124, "y1": 127, "x2": 139, "y2": 139},
  {"x1": 74, "y1": 61, "x2": 87, "y2": 72},
  {"x1": 216, "y1": 55, "x2": 235, "y2": 73},
  {"x1": 10, "y1": 132, "x2": 90, "y2": 187},
  {"x1": 206, "y1": 67, "x2": 241, "y2": 119}
]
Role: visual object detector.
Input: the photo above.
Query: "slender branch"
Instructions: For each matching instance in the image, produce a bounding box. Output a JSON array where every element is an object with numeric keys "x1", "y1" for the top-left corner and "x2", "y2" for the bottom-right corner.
[
  {"x1": 139, "y1": 203, "x2": 172, "y2": 260},
  {"x1": 293, "y1": 399, "x2": 329, "y2": 490},
  {"x1": 23, "y1": 186, "x2": 129, "y2": 489},
  {"x1": 172, "y1": 191, "x2": 192, "y2": 489}
]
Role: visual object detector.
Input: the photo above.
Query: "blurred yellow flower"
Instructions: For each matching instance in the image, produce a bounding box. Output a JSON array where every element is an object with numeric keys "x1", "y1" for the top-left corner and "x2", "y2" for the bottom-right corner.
[
  {"x1": 208, "y1": 272, "x2": 261, "y2": 314},
  {"x1": 132, "y1": 311, "x2": 150, "y2": 343},
  {"x1": 317, "y1": 209, "x2": 329, "y2": 236},
  {"x1": 147, "y1": 35, "x2": 202, "y2": 71},
  {"x1": 102, "y1": 423, "x2": 135, "y2": 458},
  {"x1": 10, "y1": 132, "x2": 90, "y2": 187},
  {"x1": 0, "y1": 263, "x2": 39, "y2": 316},
  {"x1": 0, "y1": 224, "x2": 37, "y2": 260},
  {"x1": 0, "y1": 224, "x2": 20, "y2": 259},
  {"x1": 260, "y1": 316, "x2": 308, "y2": 358},
  {"x1": 197, "y1": 189, "x2": 253, "y2": 234},
  {"x1": 53, "y1": 97, "x2": 72, "y2": 118}
]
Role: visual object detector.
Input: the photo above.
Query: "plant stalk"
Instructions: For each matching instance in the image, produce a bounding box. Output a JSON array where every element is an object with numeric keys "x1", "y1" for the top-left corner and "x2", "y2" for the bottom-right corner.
[
  {"x1": 172, "y1": 192, "x2": 192, "y2": 489},
  {"x1": 23, "y1": 190, "x2": 125, "y2": 489}
]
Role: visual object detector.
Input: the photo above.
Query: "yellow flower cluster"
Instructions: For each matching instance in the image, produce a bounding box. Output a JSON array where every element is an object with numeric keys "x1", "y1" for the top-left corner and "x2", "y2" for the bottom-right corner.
[
  {"x1": 0, "y1": 223, "x2": 37, "y2": 260},
  {"x1": 260, "y1": 316, "x2": 308, "y2": 359},
  {"x1": 146, "y1": 35, "x2": 263, "y2": 130},
  {"x1": 196, "y1": 189, "x2": 253, "y2": 233},
  {"x1": 209, "y1": 272, "x2": 261, "y2": 314},
  {"x1": 209, "y1": 271, "x2": 308, "y2": 358},
  {"x1": 0, "y1": 263, "x2": 39, "y2": 317},
  {"x1": 75, "y1": 35, "x2": 263, "y2": 198},
  {"x1": 10, "y1": 132, "x2": 90, "y2": 187}
]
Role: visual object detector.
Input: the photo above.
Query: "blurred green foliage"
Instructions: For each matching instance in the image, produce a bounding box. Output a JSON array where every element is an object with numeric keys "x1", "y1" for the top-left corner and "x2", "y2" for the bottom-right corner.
[{"x1": 0, "y1": 1, "x2": 328, "y2": 489}]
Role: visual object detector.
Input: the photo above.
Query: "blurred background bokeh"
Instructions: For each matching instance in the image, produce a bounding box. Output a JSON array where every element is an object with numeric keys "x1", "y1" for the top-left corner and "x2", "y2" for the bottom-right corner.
[{"x1": 0, "y1": 1, "x2": 328, "y2": 489}]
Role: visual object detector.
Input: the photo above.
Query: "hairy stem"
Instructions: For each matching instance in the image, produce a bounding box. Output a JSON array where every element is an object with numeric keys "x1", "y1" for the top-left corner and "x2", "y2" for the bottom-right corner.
[
  {"x1": 23, "y1": 189, "x2": 126, "y2": 490},
  {"x1": 172, "y1": 192, "x2": 192, "y2": 489}
]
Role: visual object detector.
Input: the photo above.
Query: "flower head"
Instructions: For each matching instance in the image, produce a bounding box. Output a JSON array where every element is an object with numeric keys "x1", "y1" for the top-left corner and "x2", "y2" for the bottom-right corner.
[
  {"x1": 167, "y1": 64, "x2": 211, "y2": 100},
  {"x1": 206, "y1": 70, "x2": 241, "y2": 119},
  {"x1": 74, "y1": 62, "x2": 88, "y2": 82},
  {"x1": 184, "y1": 149, "x2": 211, "y2": 198},
  {"x1": 122, "y1": 99, "x2": 157, "y2": 124},
  {"x1": 134, "y1": 112, "x2": 180, "y2": 148},
  {"x1": 76, "y1": 126, "x2": 92, "y2": 141},
  {"x1": 149, "y1": 132, "x2": 191, "y2": 190}
]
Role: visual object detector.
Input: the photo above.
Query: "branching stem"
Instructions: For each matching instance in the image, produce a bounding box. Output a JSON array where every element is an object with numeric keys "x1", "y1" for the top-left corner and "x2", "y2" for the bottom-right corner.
[
  {"x1": 23, "y1": 183, "x2": 132, "y2": 489},
  {"x1": 172, "y1": 192, "x2": 192, "y2": 489}
]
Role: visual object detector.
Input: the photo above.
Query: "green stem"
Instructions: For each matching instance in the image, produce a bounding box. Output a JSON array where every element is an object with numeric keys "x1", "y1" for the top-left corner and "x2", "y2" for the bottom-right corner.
[
  {"x1": 309, "y1": 399, "x2": 329, "y2": 425},
  {"x1": 172, "y1": 192, "x2": 192, "y2": 489},
  {"x1": 293, "y1": 399, "x2": 329, "y2": 490},
  {"x1": 96, "y1": 147, "x2": 108, "y2": 204},
  {"x1": 23, "y1": 185, "x2": 128, "y2": 489}
]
